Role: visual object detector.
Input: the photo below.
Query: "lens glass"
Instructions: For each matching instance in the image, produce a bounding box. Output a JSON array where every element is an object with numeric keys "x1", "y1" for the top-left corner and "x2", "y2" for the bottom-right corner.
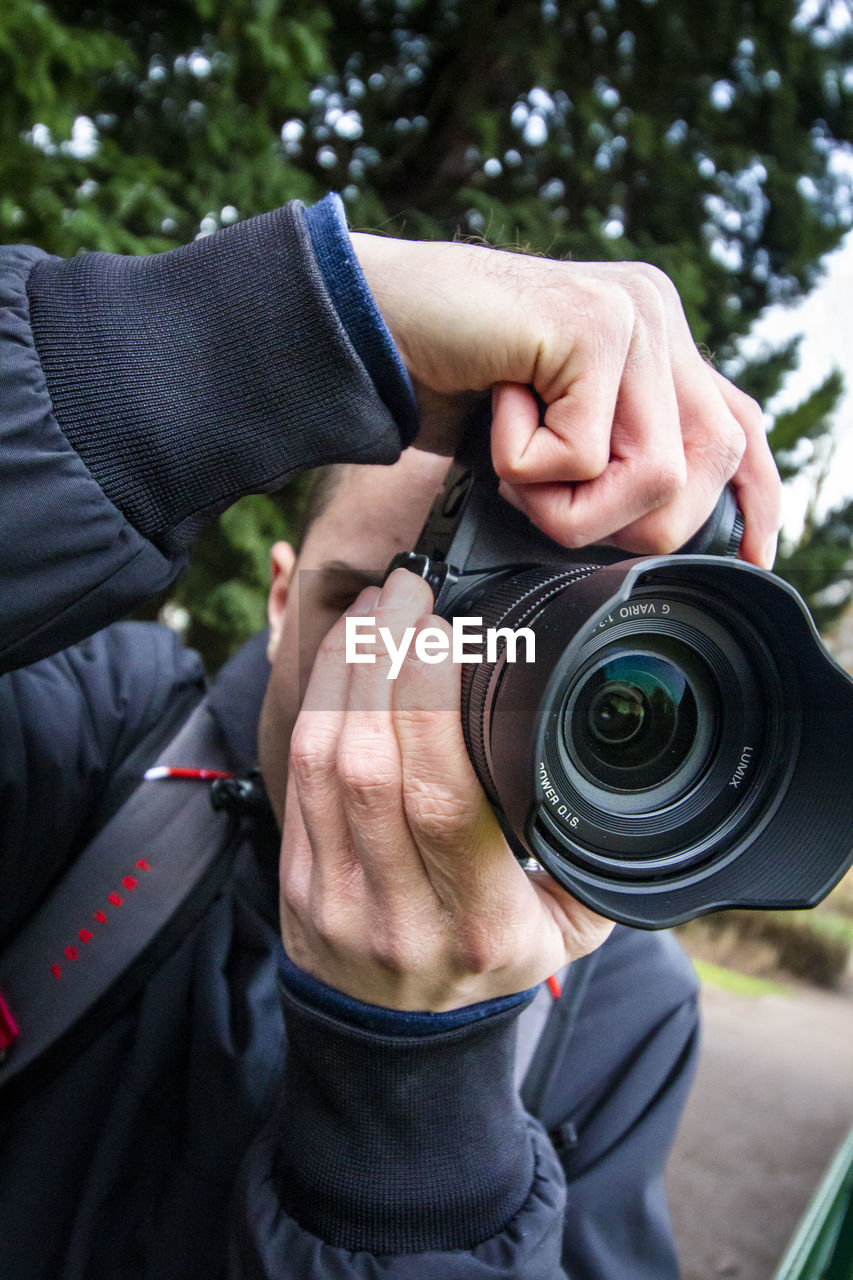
[
  {"x1": 587, "y1": 681, "x2": 648, "y2": 747},
  {"x1": 567, "y1": 651, "x2": 699, "y2": 790}
]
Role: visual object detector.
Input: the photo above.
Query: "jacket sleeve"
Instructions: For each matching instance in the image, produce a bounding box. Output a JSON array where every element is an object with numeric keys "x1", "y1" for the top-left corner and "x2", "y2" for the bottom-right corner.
[
  {"x1": 228, "y1": 979, "x2": 570, "y2": 1279},
  {"x1": 0, "y1": 200, "x2": 414, "y2": 673},
  {"x1": 0, "y1": 205, "x2": 574, "y2": 1276},
  {"x1": 0, "y1": 620, "x2": 205, "y2": 949}
]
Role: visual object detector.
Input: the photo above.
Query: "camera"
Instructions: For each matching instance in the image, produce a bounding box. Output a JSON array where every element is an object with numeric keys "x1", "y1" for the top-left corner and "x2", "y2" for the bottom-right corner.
[{"x1": 386, "y1": 429, "x2": 853, "y2": 929}]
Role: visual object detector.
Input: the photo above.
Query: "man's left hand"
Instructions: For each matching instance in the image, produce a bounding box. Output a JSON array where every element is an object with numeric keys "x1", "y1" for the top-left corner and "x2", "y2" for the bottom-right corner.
[{"x1": 279, "y1": 568, "x2": 613, "y2": 1011}]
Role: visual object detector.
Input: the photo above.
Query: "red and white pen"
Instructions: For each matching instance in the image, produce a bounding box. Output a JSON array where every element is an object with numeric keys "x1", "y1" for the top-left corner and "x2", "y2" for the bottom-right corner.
[{"x1": 144, "y1": 766, "x2": 236, "y2": 782}]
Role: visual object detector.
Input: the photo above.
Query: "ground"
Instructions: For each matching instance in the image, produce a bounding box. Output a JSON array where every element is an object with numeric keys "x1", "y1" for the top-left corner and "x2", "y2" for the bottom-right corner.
[{"x1": 667, "y1": 973, "x2": 853, "y2": 1279}]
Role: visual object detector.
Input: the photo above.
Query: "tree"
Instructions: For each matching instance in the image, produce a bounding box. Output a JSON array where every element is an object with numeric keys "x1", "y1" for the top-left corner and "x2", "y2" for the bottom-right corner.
[
  {"x1": 3, "y1": 0, "x2": 852, "y2": 663},
  {"x1": 732, "y1": 342, "x2": 853, "y2": 631}
]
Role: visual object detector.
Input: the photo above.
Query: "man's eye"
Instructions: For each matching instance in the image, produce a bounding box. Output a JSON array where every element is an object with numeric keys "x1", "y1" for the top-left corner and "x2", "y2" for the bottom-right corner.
[
  {"x1": 321, "y1": 591, "x2": 361, "y2": 614},
  {"x1": 316, "y1": 568, "x2": 383, "y2": 615}
]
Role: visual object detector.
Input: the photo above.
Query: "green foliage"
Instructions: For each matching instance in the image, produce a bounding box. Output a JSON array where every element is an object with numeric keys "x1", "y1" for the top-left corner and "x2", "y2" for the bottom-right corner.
[
  {"x1": 681, "y1": 908, "x2": 851, "y2": 990},
  {"x1": 732, "y1": 335, "x2": 802, "y2": 406},
  {"x1": 687, "y1": 958, "x2": 793, "y2": 998},
  {"x1": 295, "y1": 0, "x2": 853, "y2": 355},
  {"x1": 777, "y1": 496, "x2": 853, "y2": 633},
  {"x1": 5, "y1": 0, "x2": 853, "y2": 660},
  {"x1": 768, "y1": 371, "x2": 846, "y2": 478},
  {"x1": 0, "y1": 0, "x2": 330, "y2": 254},
  {"x1": 744, "y1": 359, "x2": 853, "y2": 629}
]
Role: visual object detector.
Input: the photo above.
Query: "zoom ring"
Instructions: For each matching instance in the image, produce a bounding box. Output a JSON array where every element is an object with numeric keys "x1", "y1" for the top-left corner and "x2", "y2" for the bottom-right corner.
[{"x1": 459, "y1": 567, "x2": 597, "y2": 805}]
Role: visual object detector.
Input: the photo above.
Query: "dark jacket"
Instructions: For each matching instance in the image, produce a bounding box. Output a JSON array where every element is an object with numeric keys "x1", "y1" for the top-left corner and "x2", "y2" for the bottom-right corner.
[{"x1": 0, "y1": 201, "x2": 699, "y2": 1277}]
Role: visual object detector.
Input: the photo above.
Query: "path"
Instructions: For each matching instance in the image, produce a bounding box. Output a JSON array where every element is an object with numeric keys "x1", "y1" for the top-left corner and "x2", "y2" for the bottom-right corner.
[{"x1": 666, "y1": 979, "x2": 853, "y2": 1279}]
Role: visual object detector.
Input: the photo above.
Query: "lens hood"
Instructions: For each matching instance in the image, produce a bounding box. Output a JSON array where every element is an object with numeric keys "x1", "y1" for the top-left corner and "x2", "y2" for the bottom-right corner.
[{"x1": 482, "y1": 556, "x2": 853, "y2": 928}]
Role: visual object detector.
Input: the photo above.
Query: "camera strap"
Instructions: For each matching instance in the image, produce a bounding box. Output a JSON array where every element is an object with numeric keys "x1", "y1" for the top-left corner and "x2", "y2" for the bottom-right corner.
[{"x1": 0, "y1": 696, "x2": 239, "y2": 1109}]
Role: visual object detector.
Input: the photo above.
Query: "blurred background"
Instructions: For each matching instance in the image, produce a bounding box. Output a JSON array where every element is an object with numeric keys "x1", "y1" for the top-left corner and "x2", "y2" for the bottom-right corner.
[
  {"x1": 4, "y1": 2, "x2": 853, "y2": 1275},
  {"x1": 4, "y1": 0, "x2": 853, "y2": 664}
]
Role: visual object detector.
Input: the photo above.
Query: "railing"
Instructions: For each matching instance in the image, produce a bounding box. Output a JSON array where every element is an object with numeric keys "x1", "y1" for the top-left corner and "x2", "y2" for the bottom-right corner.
[{"x1": 772, "y1": 1125, "x2": 853, "y2": 1280}]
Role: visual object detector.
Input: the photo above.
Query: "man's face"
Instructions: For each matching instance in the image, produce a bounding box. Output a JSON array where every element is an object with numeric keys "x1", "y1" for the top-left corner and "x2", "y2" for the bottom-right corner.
[{"x1": 258, "y1": 449, "x2": 450, "y2": 824}]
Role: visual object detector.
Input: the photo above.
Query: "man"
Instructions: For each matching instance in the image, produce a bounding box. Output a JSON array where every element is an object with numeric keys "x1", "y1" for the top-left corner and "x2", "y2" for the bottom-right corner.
[
  {"x1": 255, "y1": 448, "x2": 708, "y2": 1275},
  {"x1": 0, "y1": 193, "x2": 781, "y2": 1277}
]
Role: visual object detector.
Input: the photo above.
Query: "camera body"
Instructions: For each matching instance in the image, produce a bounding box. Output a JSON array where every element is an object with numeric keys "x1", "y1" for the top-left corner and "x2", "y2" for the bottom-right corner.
[{"x1": 387, "y1": 436, "x2": 853, "y2": 929}]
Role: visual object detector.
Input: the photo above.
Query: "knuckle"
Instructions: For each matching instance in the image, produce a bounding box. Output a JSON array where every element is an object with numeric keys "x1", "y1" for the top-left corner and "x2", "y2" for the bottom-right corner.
[
  {"x1": 626, "y1": 261, "x2": 678, "y2": 307},
  {"x1": 720, "y1": 421, "x2": 748, "y2": 474},
  {"x1": 527, "y1": 504, "x2": 590, "y2": 550},
  {"x1": 629, "y1": 521, "x2": 683, "y2": 555},
  {"x1": 698, "y1": 413, "x2": 747, "y2": 482},
  {"x1": 587, "y1": 280, "x2": 636, "y2": 345},
  {"x1": 620, "y1": 500, "x2": 692, "y2": 554},
  {"x1": 279, "y1": 846, "x2": 317, "y2": 922},
  {"x1": 310, "y1": 899, "x2": 350, "y2": 952},
  {"x1": 336, "y1": 742, "x2": 400, "y2": 806},
  {"x1": 368, "y1": 934, "x2": 417, "y2": 977},
  {"x1": 551, "y1": 274, "x2": 634, "y2": 355},
  {"x1": 734, "y1": 388, "x2": 766, "y2": 435},
  {"x1": 638, "y1": 452, "x2": 687, "y2": 507},
  {"x1": 565, "y1": 428, "x2": 611, "y2": 481},
  {"x1": 279, "y1": 864, "x2": 310, "y2": 919},
  {"x1": 288, "y1": 724, "x2": 333, "y2": 790},
  {"x1": 626, "y1": 268, "x2": 668, "y2": 320},
  {"x1": 404, "y1": 779, "x2": 473, "y2": 847},
  {"x1": 498, "y1": 452, "x2": 532, "y2": 484},
  {"x1": 455, "y1": 934, "x2": 492, "y2": 977},
  {"x1": 454, "y1": 920, "x2": 506, "y2": 976}
]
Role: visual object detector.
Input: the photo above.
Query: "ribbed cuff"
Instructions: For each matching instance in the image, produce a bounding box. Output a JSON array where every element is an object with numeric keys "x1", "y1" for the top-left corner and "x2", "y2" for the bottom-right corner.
[
  {"x1": 304, "y1": 193, "x2": 419, "y2": 447},
  {"x1": 275, "y1": 974, "x2": 537, "y2": 1253},
  {"x1": 26, "y1": 202, "x2": 403, "y2": 556},
  {"x1": 278, "y1": 945, "x2": 535, "y2": 1035}
]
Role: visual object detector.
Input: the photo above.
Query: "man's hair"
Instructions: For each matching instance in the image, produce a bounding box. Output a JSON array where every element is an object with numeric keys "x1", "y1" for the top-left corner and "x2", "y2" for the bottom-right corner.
[{"x1": 292, "y1": 464, "x2": 350, "y2": 550}]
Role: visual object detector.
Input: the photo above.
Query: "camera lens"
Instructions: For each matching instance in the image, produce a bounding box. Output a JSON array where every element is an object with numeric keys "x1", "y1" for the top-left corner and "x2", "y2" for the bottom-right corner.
[
  {"x1": 568, "y1": 651, "x2": 699, "y2": 790},
  {"x1": 586, "y1": 682, "x2": 646, "y2": 746}
]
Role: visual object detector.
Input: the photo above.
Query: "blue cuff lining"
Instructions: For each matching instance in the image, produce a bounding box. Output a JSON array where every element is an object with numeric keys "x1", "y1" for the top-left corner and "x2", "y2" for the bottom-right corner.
[
  {"x1": 304, "y1": 194, "x2": 419, "y2": 449},
  {"x1": 278, "y1": 946, "x2": 536, "y2": 1036}
]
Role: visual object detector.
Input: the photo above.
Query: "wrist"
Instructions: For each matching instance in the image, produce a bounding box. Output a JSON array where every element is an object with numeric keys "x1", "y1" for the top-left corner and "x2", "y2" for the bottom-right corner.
[
  {"x1": 278, "y1": 945, "x2": 536, "y2": 1033},
  {"x1": 348, "y1": 235, "x2": 473, "y2": 455}
]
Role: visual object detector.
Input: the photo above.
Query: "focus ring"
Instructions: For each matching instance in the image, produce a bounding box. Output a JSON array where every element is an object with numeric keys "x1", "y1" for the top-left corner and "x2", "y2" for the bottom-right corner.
[{"x1": 459, "y1": 567, "x2": 597, "y2": 804}]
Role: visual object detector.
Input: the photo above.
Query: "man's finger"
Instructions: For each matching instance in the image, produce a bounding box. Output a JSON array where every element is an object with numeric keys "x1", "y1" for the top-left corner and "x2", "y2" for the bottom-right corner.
[
  {"x1": 492, "y1": 310, "x2": 696, "y2": 550},
  {"x1": 287, "y1": 588, "x2": 374, "y2": 893},
  {"x1": 489, "y1": 283, "x2": 634, "y2": 486},
  {"x1": 711, "y1": 370, "x2": 782, "y2": 569},
  {"x1": 490, "y1": 379, "x2": 614, "y2": 485},
  {"x1": 337, "y1": 569, "x2": 439, "y2": 903},
  {"x1": 391, "y1": 614, "x2": 515, "y2": 914}
]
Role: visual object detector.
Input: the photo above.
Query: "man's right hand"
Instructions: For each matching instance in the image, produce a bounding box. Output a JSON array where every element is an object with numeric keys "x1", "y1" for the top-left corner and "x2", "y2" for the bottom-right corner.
[{"x1": 352, "y1": 235, "x2": 781, "y2": 570}]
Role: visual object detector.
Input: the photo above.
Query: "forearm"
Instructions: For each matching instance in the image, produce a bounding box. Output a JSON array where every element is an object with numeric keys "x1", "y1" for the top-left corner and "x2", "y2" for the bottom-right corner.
[
  {"x1": 228, "y1": 972, "x2": 569, "y2": 1278},
  {"x1": 0, "y1": 199, "x2": 414, "y2": 671}
]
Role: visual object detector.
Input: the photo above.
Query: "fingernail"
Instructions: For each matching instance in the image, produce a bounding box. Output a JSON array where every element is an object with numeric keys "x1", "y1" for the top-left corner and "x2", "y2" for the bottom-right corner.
[
  {"x1": 381, "y1": 568, "x2": 425, "y2": 608},
  {"x1": 349, "y1": 586, "x2": 381, "y2": 615}
]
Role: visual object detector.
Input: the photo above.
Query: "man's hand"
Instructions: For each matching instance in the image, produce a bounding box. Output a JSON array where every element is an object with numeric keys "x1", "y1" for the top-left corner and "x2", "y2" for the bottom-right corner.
[
  {"x1": 279, "y1": 568, "x2": 613, "y2": 1011},
  {"x1": 352, "y1": 236, "x2": 781, "y2": 569}
]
